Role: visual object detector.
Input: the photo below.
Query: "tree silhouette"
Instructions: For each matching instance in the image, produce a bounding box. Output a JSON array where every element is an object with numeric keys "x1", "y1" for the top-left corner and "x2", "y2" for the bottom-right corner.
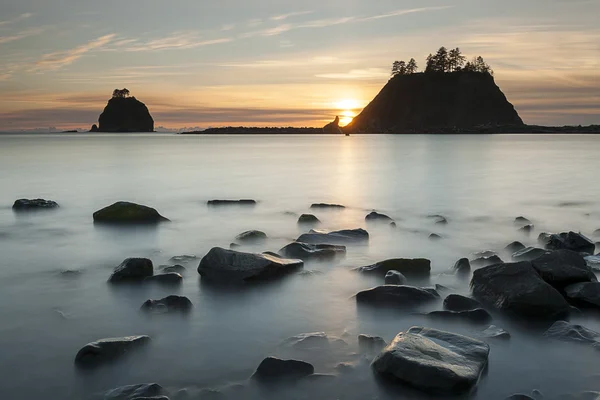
[
  {"x1": 448, "y1": 48, "x2": 466, "y2": 72},
  {"x1": 112, "y1": 88, "x2": 130, "y2": 98},
  {"x1": 406, "y1": 58, "x2": 418, "y2": 74},
  {"x1": 391, "y1": 60, "x2": 409, "y2": 76}
]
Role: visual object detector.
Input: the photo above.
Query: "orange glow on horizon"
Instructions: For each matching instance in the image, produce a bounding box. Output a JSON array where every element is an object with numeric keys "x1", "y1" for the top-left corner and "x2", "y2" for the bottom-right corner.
[{"x1": 335, "y1": 99, "x2": 360, "y2": 126}]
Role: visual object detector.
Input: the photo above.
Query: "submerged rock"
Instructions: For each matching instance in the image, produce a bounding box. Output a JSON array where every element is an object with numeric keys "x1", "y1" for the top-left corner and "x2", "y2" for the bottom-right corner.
[
  {"x1": 519, "y1": 224, "x2": 535, "y2": 233},
  {"x1": 93, "y1": 201, "x2": 169, "y2": 224},
  {"x1": 280, "y1": 332, "x2": 347, "y2": 350},
  {"x1": 197, "y1": 247, "x2": 303, "y2": 282},
  {"x1": 371, "y1": 326, "x2": 490, "y2": 395},
  {"x1": 160, "y1": 264, "x2": 186, "y2": 274},
  {"x1": 141, "y1": 295, "x2": 192, "y2": 313},
  {"x1": 531, "y1": 250, "x2": 596, "y2": 289},
  {"x1": 514, "y1": 216, "x2": 532, "y2": 225},
  {"x1": 252, "y1": 357, "x2": 314, "y2": 381},
  {"x1": 471, "y1": 261, "x2": 571, "y2": 319},
  {"x1": 452, "y1": 258, "x2": 471, "y2": 277},
  {"x1": 541, "y1": 231, "x2": 595, "y2": 254},
  {"x1": 12, "y1": 198, "x2": 59, "y2": 211},
  {"x1": 471, "y1": 255, "x2": 503, "y2": 268},
  {"x1": 482, "y1": 325, "x2": 511, "y2": 340},
  {"x1": 584, "y1": 255, "x2": 600, "y2": 271},
  {"x1": 75, "y1": 335, "x2": 151, "y2": 366},
  {"x1": 429, "y1": 233, "x2": 443, "y2": 240},
  {"x1": 428, "y1": 215, "x2": 448, "y2": 225},
  {"x1": 108, "y1": 258, "x2": 153, "y2": 283},
  {"x1": 279, "y1": 242, "x2": 346, "y2": 261},
  {"x1": 169, "y1": 255, "x2": 198, "y2": 263},
  {"x1": 365, "y1": 211, "x2": 393, "y2": 222},
  {"x1": 564, "y1": 282, "x2": 600, "y2": 308},
  {"x1": 505, "y1": 241, "x2": 526, "y2": 254},
  {"x1": 297, "y1": 214, "x2": 320, "y2": 225},
  {"x1": 144, "y1": 272, "x2": 183, "y2": 285},
  {"x1": 207, "y1": 199, "x2": 256, "y2": 206},
  {"x1": 544, "y1": 321, "x2": 600, "y2": 349},
  {"x1": 235, "y1": 230, "x2": 267, "y2": 243},
  {"x1": 443, "y1": 294, "x2": 482, "y2": 312},
  {"x1": 512, "y1": 247, "x2": 548, "y2": 262},
  {"x1": 310, "y1": 203, "x2": 345, "y2": 209},
  {"x1": 297, "y1": 228, "x2": 368, "y2": 244},
  {"x1": 356, "y1": 285, "x2": 438, "y2": 307},
  {"x1": 385, "y1": 270, "x2": 407, "y2": 285},
  {"x1": 356, "y1": 258, "x2": 431, "y2": 278},
  {"x1": 473, "y1": 250, "x2": 497, "y2": 258},
  {"x1": 358, "y1": 334, "x2": 387, "y2": 353},
  {"x1": 103, "y1": 383, "x2": 165, "y2": 399},
  {"x1": 426, "y1": 308, "x2": 492, "y2": 324}
]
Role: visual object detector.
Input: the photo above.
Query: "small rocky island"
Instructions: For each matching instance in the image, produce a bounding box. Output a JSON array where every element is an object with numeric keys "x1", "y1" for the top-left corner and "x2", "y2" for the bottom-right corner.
[{"x1": 90, "y1": 89, "x2": 154, "y2": 132}]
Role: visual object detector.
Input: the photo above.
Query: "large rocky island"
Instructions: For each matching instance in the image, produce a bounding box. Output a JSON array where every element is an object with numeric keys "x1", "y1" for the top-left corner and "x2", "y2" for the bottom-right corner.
[{"x1": 90, "y1": 89, "x2": 154, "y2": 132}]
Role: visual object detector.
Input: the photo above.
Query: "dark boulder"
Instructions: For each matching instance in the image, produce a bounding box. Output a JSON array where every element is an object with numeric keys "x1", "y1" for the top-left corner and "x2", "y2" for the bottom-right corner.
[
  {"x1": 197, "y1": 247, "x2": 303, "y2": 282},
  {"x1": 12, "y1": 198, "x2": 59, "y2": 211},
  {"x1": 279, "y1": 242, "x2": 346, "y2": 261},
  {"x1": 358, "y1": 334, "x2": 387, "y2": 353},
  {"x1": 93, "y1": 201, "x2": 169, "y2": 224},
  {"x1": 235, "y1": 230, "x2": 267, "y2": 243},
  {"x1": 541, "y1": 231, "x2": 595, "y2": 254},
  {"x1": 543, "y1": 321, "x2": 600, "y2": 349},
  {"x1": 519, "y1": 224, "x2": 535, "y2": 233},
  {"x1": 512, "y1": 247, "x2": 548, "y2": 262},
  {"x1": 297, "y1": 214, "x2": 320, "y2": 225},
  {"x1": 356, "y1": 285, "x2": 438, "y2": 307},
  {"x1": 425, "y1": 308, "x2": 492, "y2": 324},
  {"x1": 564, "y1": 282, "x2": 600, "y2": 308},
  {"x1": 297, "y1": 228, "x2": 368, "y2": 245},
  {"x1": 356, "y1": 258, "x2": 430, "y2": 278},
  {"x1": 531, "y1": 250, "x2": 596, "y2": 289},
  {"x1": 103, "y1": 383, "x2": 165, "y2": 399},
  {"x1": 429, "y1": 233, "x2": 443, "y2": 240},
  {"x1": 252, "y1": 357, "x2": 314, "y2": 381},
  {"x1": 514, "y1": 216, "x2": 532, "y2": 225},
  {"x1": 310, "y1": 203, "x2": 345, "y2": 209},
  {"x1": 365, "y1": 211, "x2": 393, "y2": 222},
  {"x1": 75, "y1": 335, "x2": 151, "y2": 366},
  {"x1": 160, "y1": 264, "x2": 186, "y2": 274},
  {"x1": 98, "y1": 95, "x2": 154, "y2": 132},
  {"x1": 443, "y1": 294, "x2": 482, "y2": 311},
  {"x1": 481, "y1": 325, "x2": 511, "y2": 340},
  {"x1": 471, "y1": 261, "x2": 571, "y2": 319},
  {"x1": 141, "y1": 295, "x2": 192, "y2": 313},
  {"x1": 385, "y1": 270, "x2": 407, "y2": 285},
  {"x1": 452, "y1": 258, "x2": 471, "y2": 277},
  {"x1": 584, "y1": 255, "x2": 600, "y2": 271},
  {"x1": 144, "y1": 272, "x2": 183, "y2": 285},
  {"x1": 473, "y1": 250, "x2": 497, "y2": 258},
  {"x1": 207, "y1": 199, "x2": 256, "y2": 206},
  {"x1": 371, "y1": 326, "x2": 490, "y2": 395},
  {"x1": 471, "y1": 255, "x2": 503, "y2": 268},
  {"x1": 323, "y1": 116, "x2": 343, "y2": 134},
  {"x1": 505, "y1": 241, "x2": 526, "y2": 254},
  {"x1": 108, "y1": 258, "x2": 153, "y2": 283}
]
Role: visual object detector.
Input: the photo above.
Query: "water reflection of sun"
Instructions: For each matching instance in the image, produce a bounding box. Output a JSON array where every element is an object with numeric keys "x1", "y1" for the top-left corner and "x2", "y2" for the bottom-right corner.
[{"x1": 334, "y1": 99, "x2": 360, "y2": 126}]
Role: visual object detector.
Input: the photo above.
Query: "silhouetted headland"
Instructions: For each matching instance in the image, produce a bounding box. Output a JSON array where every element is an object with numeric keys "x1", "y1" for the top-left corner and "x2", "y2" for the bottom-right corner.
[{"x1": 90, "y1": 89, "x2": 154, "y2": 132}]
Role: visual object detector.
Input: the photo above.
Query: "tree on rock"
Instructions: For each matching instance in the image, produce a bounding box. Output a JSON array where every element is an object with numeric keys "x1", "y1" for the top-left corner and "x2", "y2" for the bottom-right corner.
[
  {"x1": 112, "y1": 88, "x2": 130, "y2": 98},
  {"x1": 406, "y1": 58, "x2": 418, "y2": 74},
  {"x1": 448, "y1": 48, "x2": 466, "y2": 72}
]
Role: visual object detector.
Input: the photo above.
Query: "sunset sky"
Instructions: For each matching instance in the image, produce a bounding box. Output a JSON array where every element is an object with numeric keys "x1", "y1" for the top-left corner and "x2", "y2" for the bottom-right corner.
[{"x1": 0, "y1": 0, "x2": 598, "y2": 130}]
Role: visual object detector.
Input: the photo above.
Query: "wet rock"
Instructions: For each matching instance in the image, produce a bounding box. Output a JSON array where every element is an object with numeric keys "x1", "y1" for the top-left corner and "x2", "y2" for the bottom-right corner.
[
  {"x1": 108, "y1": 258, "x2": 153, "y2": 283},
  {"x1": 452, "y1": 258, "x2": 471, "y2": 276},
  {"x1": 505, "y1": 241, "x2": 526, "y2": 254},
  {"x1": 297, "y1": 228, "x2": 369, "y2": 245},
  {"x1": 207, "y1": 199, "x2": 256, "y2": 206},
  {"x1": 12, "y1": 198, "x2": 59, "y2": 211},
  {"x1": 471, "y1": 261, "x2": 571, "y2": 319},
  {"x1": 310, "y1": 203, "x2": 345, "y2": 209},
  {"x1": 389, "y1": 222, "x2": 397, "y2": 228},
  {"x1": 169, "y1": 255, "x2": 197, "y2": 263},
  {"x1": 482, "y1": 325, "x2": 511, "y2": 340},
  {"x1": 75, "y1": 335, "x2": 151, "y2": 366},
  {"x1": 281, "y1": 332, "x2": 330, "y2": 349},
  {"x1": 252, "y1": 357, "x2": 314, "y2": 381},
  {"x1": 372, "y1": 326, "x2": 490, "y2": 395},
  {"x1": 141, "y1": 295, "x2": 192, "y2": 313},
  {"x1": 512, "y1": 247, "x2": 548, "y2": 262},
  {"x1": 235, "y1": 230, "x2": 267, "y2": 243},
  {"x1": 279, "y1": 242, "x2": 346, "y2": 261},
  {"x1": 103, "y1": 383, "x2": 165, "y2": 399},
  {"x1": 473, "y1": 250, "x2": 497, "y2": 258},
  {"x1": 335, "y1": 362, "x2": 355, "y2": 373},
  {"x1": 471, "y1": 255, "x2": 503, "y2": 268},
  {"x1": 425, "y1": 308, "x2": 492, "y2": 324},
  {"x1": 541, "y1": 231, "x2": 595, "y2": 254},
  {"x1": 435, "y1": 284, "x2": 452, "y2": 293},
  {"x1": 429, "y1": 233, "x2": 442, "y2": 240},
  {"x1": 564, "y1": 282, "x2": 600, "y2": 308},
  {"x1": 229, "y1": 243, "x2": 240, "y2": 249},
  {"x1": 519, "y1": 224, "x2": 535, "y2": 233},
  {"x1": 531, "y1": 250, "x2": 596, "y2": 290},
  {"x1": 160, "y1": 264, "x2": 186, "y2": 274},
  {"x1": 197, "y1": 247, "x2": 303, "y2": 282},
  {"x1": 358, "y1": 334, "x2": 387, "y2": 353},
  {"x1": 93, "y1": 201, "x2": 169, "y2": 224},
  {"x1": 428, "y1": 214, "x2": 448, "y2": 225},
  {"x1": 543, "y1": 321, "x2": 600, "y2": 349},
  {"x1": 144, "y1": 272, "x2": 182, "y2": 285},
  {"x1": 297, "y1": 214, "x2": 320, "y2": 225},
  {"x1": 355, "y1": 258, "x2": 430, "y2": 278},
  {"x1": 365, "y1": 211, "x2": 393, "y2": 222},
  {"x1": 443, "y1": 294, "x2": 482, "y2": 311},
  {"x1": 385, "y1": 270, "x2": 407, "y2": 285},
  {"x1": 356, "y1": 285, "x2": 439, "y2": 307},
  {"x1": 584, "y1": 255, "x2": 600, "y2": 272},
  {"x1": 515, "y1": 216, "x2": 532, "y2": 225}
]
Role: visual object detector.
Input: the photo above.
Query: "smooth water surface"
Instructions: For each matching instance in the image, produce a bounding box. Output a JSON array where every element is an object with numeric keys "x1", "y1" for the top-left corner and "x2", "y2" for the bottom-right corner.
[{"x1": 0, "y1": 133, "x2": 599, "y2": 399}]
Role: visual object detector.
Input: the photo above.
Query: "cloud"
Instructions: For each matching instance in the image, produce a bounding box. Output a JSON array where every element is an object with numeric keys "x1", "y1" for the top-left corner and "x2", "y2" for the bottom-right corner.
[
  {"x1": 221, "y1": 23, "x2": 235, "y2": 31},
  {"x1": 271, "y1": 11, "x2": 314, "y2": 21},
  {"x1": 359, "y1": 6, "x2": 453, "y2": 21},
  {"x1": 117, "y1": 32, "x2": 232, "y2": 51},
  {"x1": 34, "y1": 34, "x2": 116, "y2": 71},
  {"x1": 0, "y1": 27, "x2": 45, "y2": 45},
  {"x1": 0, "y1": 13, "x2": 32, "y2": 27}
]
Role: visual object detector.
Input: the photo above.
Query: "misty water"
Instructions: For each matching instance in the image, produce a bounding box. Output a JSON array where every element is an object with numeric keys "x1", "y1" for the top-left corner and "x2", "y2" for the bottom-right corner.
[{"x1": 0, "y1": 133, "x2": 599, "y2": 399}]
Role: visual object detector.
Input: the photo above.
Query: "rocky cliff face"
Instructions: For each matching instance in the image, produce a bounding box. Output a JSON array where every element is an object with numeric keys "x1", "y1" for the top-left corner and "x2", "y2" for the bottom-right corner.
[
  {"x1": 96, "y1": 97, "x2": 154, "y2": 132},
  {"x1": 346, "y1": 71, "x2": 523, "y2": 133}
]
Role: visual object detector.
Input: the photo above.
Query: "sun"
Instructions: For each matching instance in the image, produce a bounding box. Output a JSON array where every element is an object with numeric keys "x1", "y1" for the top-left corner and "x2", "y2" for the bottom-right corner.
[{"x1": 334, "y1": 99, "x2": 361, "y2": 126}]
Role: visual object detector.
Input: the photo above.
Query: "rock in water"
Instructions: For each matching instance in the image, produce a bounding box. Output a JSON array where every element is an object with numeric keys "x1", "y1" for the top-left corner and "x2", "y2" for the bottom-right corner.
[
  {"x1": 252, "y1": 357, "x2": 314, "y2": 381},
  {"x1": 505, "y1": 241, "x2": 526, "y2": 254},
  {"x1": 358, "y1": 334, "x2": 387, "y2": 353},
  {"x1": 371, "y1": 326, "x2": 490, "y2": 394},
  {"x1": 426, "y1": 309, "x2": 492, "y2": 324},
  {"x1": 74, "y1": 335, "x2": 151, "y2": 366},
  {"x1": 278, "y1": 242, "x2": 346, "y2": 261},
  {"x1": 531, "y1": 250, "x2": 596, "y2": 289},
  {"x1": 470, "y1": 261, "x2": 571, "y2": 319},
  {"x1": 97, "y1": 94, "x2": 154, "y2": 132},
  {"x1": 144, "y1": 272, "x2": 183, "y2": 285},
  {"x1": 108, "y1": 258, "x2": 154, "y2": 283},
  {"x1": 12, "y1": 198, "x2": 59, "y2": 211},
  {"x1": 141, "y1": 295, "x2": 192, "y2": 313},
  {"x1": 385, "y1": 270, "x2": 407, "y2": 285},
  {"x1": 345, "y1": 71, "x2": 523, "y2": 133},
  {"x1": 296, "y1": 228, "x2": 369, "y2": 244},
  {"x1": 356, "y1": 258, "x2": 431, "y2": 278},
  {"x1": 544, "y1": 321, "x2": 600, "y2": 349},
  {"x1": 443, "y1": 294, "x2": 482, "y2": 311},
  {"x1": 365, "y1": 211, "x2": 393, "y2": 222},
  {"x1": 429, "y1": 233, "x2": 443, "y2": 240},
  {"x1": 514, "y1": 216, "x2": 532, "y2": 225},
  {"x1": 471, "y1": 255, "x2": 503, "y2": 268},
  {"x1": 207, "y1": 199, "x2": 256, "y2": 206},
  {"x1": 297, "y1": 214, "x2": 320, "y2": 225},
  {"x1": 541, "y1": 231, "x2": 595, "y2": 254},
  {"x1": 103, "y1": 383, "x2": 165, "y2": 399},
  {"x1": 452, "y1": 258, "x2": 471, "y2": 277},
  {"x1": 310, "y1": 203, "x2": 345, "y2": 209},
  {"x1": 160, "y1": 264, "x2": 186, "y2": 274},
  {"x1": 356, "y1": 285, "x2": 439, "y2": 307},
  {"x1": 93, "y1": 201, "x2": 169, "y2": 224},
  {"x1": 512, "y1": 247, "x2": 548, "y2": 262},
  {"x1": 281, "y1": 332, "x2": 330, "y2": 349},
  {"x1": 197, "y1": 247, "x2": 303, "y2": 282},
  {"x1": 564, "y1": 282, "x2": 600, "y2": 308},
  {"x1": 235, "y1": 230, "x2": 267, "y2": 243},
  {"x1": 322, "y1": 116, "x2": 343, "y2": 134},
  {"x1": 482, "y1": 325, "x2": 511, "y2": 340}
]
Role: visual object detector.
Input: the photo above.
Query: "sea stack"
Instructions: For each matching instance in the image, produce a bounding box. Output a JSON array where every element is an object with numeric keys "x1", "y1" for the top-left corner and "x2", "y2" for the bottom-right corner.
[
  {"x1": 346, "y1": 71, "x2": 523, "y2": 133},
  {"x1": 92, "y1": 88, "x2": 154, "y2": 132}
]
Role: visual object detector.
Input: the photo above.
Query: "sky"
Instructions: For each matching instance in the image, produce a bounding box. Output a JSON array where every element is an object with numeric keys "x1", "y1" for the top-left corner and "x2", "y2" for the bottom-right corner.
[{"x1": 0, "y1": 0, "x2": 599, "y2": 130}]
